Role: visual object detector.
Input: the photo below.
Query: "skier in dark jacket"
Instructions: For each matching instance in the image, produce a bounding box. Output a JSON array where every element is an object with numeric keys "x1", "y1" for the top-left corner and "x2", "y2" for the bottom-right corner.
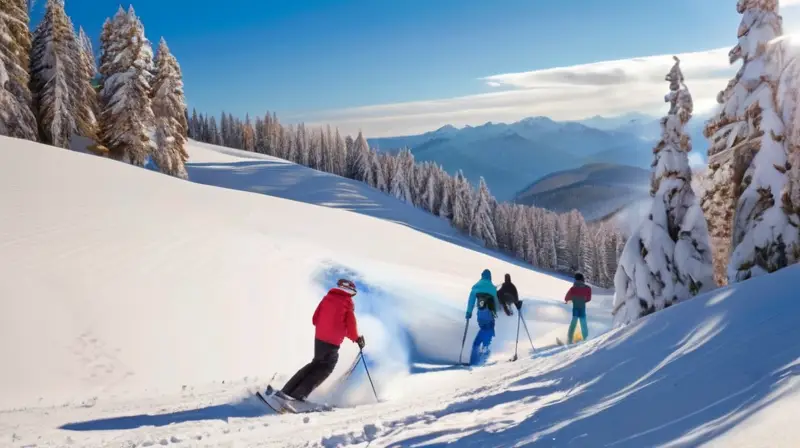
[
  {"x1": 497, "y1": 273, "x2": 522, "y2": 316},
  {"x1": 279, "y1": 279, "x2": 365, "y2": 401},
  {"x1": 564, "y1": 272, "x2": 591, "y2": 344}
]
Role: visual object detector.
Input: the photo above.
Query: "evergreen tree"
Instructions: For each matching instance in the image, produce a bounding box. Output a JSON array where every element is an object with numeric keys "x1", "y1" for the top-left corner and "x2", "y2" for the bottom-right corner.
[
  {"x1": 190, "y1": 108, "x2": 199, "y2": 139},
  {"x1": 76, "y1": 27, "x2": 99, "y2": 140},
  {"x1": 451, "y1": 171, "x2": 469, "y2": 230},
  {"x1": 372, "y1": 150, "x2": 387, "y2": 192},
  {"x1": 0, "y1": 0, "x2": 38, "y2": 140},
  {"x1": 613, "y1": 57, "x2": 713, "y2": 326},
  {"x1": 352, "y1": 131, "x2": 372, "y2": 184},
  {"x1": 423, "y1": 164, "x2": 438, "y2": 213},
  {"x1": 30, "y1": 0, "x2": 84, "y2": 147},
  {"x1": 208, "y1": 115, "x2": 219, "y2": 145},
  {"x1": 438, "y1": 172, "x2": 453, "y2": 220},
  {"x1": 242, "y1": 113, "x2": 255, "y2": 151},
  {"x1": 98, "y1": 6, "x2": 155, "y2": 165},
  {"x1": 703, "y1": 0, "x2": 793, "y2": 284},
  {"x1": 151, "y1": 38, "x2": 188, "y2": 178},
  {"x1": 470, "y1": 177, "x2": 498, "y2": 248},
  {"x1": 390, "y1": 153, "x2": 412, "y2": 202},
  {"x1": 333, "y1": 129, "x2": 347, "y2": 176}
]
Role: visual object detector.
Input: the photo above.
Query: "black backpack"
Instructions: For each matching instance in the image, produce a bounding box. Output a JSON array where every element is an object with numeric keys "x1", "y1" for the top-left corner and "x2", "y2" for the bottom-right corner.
[{"x1": 476, "y1": 292, "x2": 497, "y2": 317}]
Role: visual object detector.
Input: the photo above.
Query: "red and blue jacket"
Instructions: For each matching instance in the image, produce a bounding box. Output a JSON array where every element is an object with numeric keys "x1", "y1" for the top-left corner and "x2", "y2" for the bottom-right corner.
[{"x1": 565, "y1": 281, "x2": 592, "y2": 316}]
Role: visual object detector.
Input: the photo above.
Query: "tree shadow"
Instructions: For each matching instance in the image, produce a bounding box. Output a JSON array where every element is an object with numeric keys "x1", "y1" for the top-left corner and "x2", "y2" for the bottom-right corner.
[
  {"x1": 59, "y1": 397, "x2": 268, "y2": 432},
  {"x1": 367, "y1": 267, "x2": 800, "y2": 447}
]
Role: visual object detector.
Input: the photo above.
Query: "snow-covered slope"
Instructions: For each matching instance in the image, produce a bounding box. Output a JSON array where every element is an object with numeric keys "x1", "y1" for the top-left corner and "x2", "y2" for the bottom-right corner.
[
  {"x1": 0, "y1": 137, "x2": 603, "y2": 444},
  {"x1": 3, "y1": 137, "x2": 797, "y2": 447}
]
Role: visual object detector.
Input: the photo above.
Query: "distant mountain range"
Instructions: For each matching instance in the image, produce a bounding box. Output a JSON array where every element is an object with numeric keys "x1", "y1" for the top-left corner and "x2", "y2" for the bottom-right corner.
[
  {"x1": 514, "y1": 163, "x2": 651, "y2": 222},
  {"x1": 368, "y1": 112, "x2": 709, "y2": 202}
]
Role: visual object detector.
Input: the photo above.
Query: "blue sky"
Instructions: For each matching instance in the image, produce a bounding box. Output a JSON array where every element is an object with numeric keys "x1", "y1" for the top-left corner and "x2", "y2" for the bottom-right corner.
[{"x1": 49, "y1": 0, "x2": 800, "y2": 136}]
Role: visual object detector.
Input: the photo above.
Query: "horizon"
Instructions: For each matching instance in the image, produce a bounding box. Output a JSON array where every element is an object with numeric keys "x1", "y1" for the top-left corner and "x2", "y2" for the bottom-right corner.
[{"x1": 50, "y1": 0, "x2": 800, "y2": 137}]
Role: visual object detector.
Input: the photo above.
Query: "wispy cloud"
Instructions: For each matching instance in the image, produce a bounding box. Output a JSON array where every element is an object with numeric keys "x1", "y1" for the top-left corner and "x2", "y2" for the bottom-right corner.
[
  {"x1": 298, "y1": 47, "x2": 735, "y2": 138},
  {"x1": 297, "y1": 3, "x2": 800, "y2": 138}
]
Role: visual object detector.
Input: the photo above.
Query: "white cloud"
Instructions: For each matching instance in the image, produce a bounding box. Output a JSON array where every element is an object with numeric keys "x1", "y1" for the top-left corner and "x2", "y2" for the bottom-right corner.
[
  {"x1": 293, "y1": 3, "x2": 800, "y2": 138},
  {"x1": 297, "y1": 47, "x2": 736, "y2": 138}
]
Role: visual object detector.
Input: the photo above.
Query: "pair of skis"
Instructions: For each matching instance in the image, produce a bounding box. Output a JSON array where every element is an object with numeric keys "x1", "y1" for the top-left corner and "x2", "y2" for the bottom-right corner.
[
  {"x1": 256, "y1": 385, "x2": 333, "y2": 414},
  {"x1": 457, "y1": 311, "x2": 536, "y2": 366},
  {"x1": 255, "y1": 348, "x2": 379, "y2": 414}
]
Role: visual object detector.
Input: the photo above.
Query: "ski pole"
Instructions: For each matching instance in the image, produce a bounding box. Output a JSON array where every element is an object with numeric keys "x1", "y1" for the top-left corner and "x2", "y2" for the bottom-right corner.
[
  {"x1": 458, "y1": 318, "x2": 470, "y2": 365},
  {"x1": 511, "y1": 311, "x2": 521, "y2": 361},
  {"x1": 360, "y1": 348, "x2": 379, "y2": 402},
  {"x1": 520, "y1": 316, "x2": 535, "y2": 351}
]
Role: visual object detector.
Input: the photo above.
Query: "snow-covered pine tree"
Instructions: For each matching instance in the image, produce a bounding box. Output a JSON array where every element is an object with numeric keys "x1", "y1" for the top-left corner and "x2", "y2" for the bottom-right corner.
[
  {"x1": 725, "y1": 0, "x2": 794, "y2": 282},
  {"x1": 254, "y1": 115, "x2": 265, "y2": 153},
  {"x1": 98, "y1": 6, "x2": 155, "y2": 165},
  {"x1": 0, "y1": 0, "x2": 38, "y2": 140},
  {"x1": 778, "y1": 54, "x2": 800, "y2": 266},
  {"x1": 333, "y1": 129, "x2": 346, "y2": 177},
  {"x1": 470, "y1": 177, "x2": 498, "y2": 248},
  {"x1": 208, "y1": 115, "x2": 220, "y2": 145},
  {"x1": 612, "y1": 56, "x2": 714, "y2": 326},
  {"x1": 30, "y1": 0, "x2": 84, "y2": 147},
  {"x1": 372, "y1": 150, "x2": 387, "y2": 192},
  {"x1": 151, "y1": 38, "x2": 189, "y2": 178},
  {"x1": 492, "y1": 203, "x2": 510, "y2": 251},
  {"x1": 189, "y1": 108, "x2": 198, "y2": 139},
  {"x1": 540, "y1": 212, "x2": 558, "y2": 270},
  {"x1": 438, "y1": 171, "x2": 453, "y2": 220},
  {"x1": 242, "y1": 114, "x2": 255, "y2": 152},
  {"x1": 352, "y1": 132, "x2": 373, "y2": 185},
  {"x1": 76, "y1": 27, "x2": 99, "y2": 140},
  {"x1": 390, "y1": 153, "x2": 412, "y2": 202},
  {"x1": 422, "y1": 163, "x2": 438, "y2": 214},
  {"x1": 580, "y1": 222, "x2": 595, "y2": 282},
  {"x1": 296, "y1": 123, "x2": 309, "y2": 166},
  {"x1": 555, "y1": 215, "x2": 572, "y2": 273},
  {"x1": 451, "y1": 171, "x2": 470, "y2": 231},
  {"x1": 520, "y1": 207, "x2": 539, "y2": 266},
  {"x1": 344, "y1": 135, "x2": 357, "y2": 178},
  {"x1": 702, "y1": 0, "x2": 795, "y2": 284}
]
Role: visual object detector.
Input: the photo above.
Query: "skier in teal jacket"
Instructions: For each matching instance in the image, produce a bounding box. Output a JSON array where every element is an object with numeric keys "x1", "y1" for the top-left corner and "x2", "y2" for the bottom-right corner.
[{"x1": 465, "y1": 269, "x2": 500, "y2": 365}]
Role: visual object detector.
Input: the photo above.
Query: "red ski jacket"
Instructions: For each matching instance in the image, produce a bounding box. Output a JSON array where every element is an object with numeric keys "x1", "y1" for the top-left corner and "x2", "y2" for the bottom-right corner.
[
  {"x1": 565, "y1": 284, "x2": 592, "y2": 303},
  {"x1": 312, "y1": 287, "x2": 359, "y2": 347}
]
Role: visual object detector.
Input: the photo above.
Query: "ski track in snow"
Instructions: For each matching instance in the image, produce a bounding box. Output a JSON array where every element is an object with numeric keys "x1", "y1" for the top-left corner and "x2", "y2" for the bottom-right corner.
[{"x1": 1, "y1": 138, "x2": 798, "y2": 447}]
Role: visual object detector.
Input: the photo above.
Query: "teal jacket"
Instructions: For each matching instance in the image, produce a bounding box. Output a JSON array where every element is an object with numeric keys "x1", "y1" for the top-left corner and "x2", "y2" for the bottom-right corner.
[{"x1": 466, "y1": 270, "x2": 499, "y2": 325}]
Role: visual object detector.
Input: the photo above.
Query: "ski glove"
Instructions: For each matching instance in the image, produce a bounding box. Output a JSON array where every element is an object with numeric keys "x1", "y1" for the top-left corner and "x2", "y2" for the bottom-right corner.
[
  {"x1": 515, "y1": 301, "x2": 522, "y2": 310},
  {"x1": 357, "y1": 335, "x2": 366, "y2": 349},
  {"x1": 465, "y1": 312, "x2": 472, "y2": 320}
]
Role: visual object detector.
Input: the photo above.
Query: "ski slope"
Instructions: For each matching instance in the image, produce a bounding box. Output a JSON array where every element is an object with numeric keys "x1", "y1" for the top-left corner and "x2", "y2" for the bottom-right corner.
[{"x1": 1, "y1": 137, "x2": 797, "y2": 447}]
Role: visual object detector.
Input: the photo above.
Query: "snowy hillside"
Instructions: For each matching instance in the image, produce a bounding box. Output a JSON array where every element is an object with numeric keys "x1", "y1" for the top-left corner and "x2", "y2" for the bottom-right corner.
[
  {"x1": 0, "y1": 137, "x2": 604, "y2": 443},
  {"x1": 2, "y1": 137, "x2": 797, "y2": 447}
]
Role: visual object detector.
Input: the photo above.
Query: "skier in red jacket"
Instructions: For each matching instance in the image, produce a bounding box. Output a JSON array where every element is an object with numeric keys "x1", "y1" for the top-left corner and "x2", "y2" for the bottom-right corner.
[{"x1": 279, "y1": 279, "x2": 365, "y2": 401}]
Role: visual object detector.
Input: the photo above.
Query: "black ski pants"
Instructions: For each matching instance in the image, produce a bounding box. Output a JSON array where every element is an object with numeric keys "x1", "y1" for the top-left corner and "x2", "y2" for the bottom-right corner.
[{"x1": 281, "y1": 339, "x2": 339, "y2": 401}]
